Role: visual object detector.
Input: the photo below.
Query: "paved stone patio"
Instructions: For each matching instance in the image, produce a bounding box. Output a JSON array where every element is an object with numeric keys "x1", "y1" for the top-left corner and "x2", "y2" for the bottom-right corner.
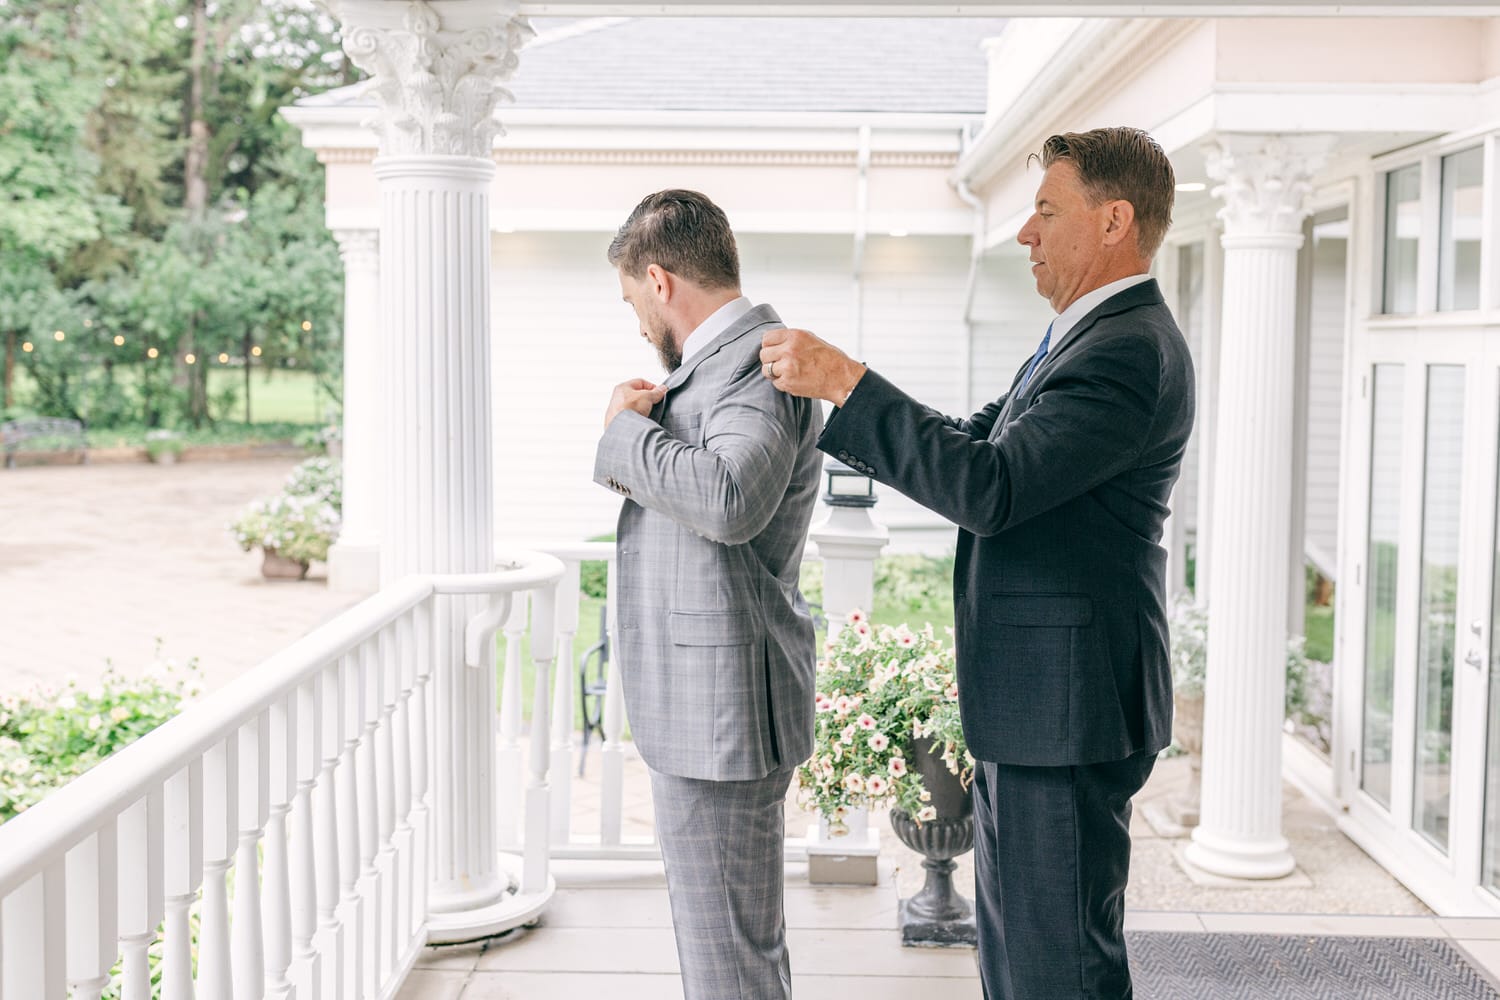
[{"x1": 9, "y1": 458, "x2": 1498, "y2": 998}]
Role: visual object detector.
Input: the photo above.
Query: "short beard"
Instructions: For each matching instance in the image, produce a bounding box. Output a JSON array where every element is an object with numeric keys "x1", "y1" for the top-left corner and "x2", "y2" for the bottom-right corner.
[{"x1": 651, "y1": 323, "x2": 682, "y2": 373}]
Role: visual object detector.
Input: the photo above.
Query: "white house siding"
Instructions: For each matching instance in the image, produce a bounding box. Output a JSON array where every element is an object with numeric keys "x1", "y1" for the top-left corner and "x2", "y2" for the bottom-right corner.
[
  {"x1": 489, "y1": 230, "x2": 981, "y2": 546},
  {"x1": 1305, "y1": 221, "x2": 1349, "y2": 577}
]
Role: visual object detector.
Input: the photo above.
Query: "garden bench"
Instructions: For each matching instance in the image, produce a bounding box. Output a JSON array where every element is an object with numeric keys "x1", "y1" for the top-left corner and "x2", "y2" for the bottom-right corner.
[{"x1": 1, "y1": 417, "x2": 88, "y2": 468}]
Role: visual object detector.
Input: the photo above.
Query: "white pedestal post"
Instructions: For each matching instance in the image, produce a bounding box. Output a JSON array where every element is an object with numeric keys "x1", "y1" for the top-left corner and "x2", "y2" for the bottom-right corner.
[
  {"x1": 1185, "y1": 134, "x2": 1333, "y2": 880},
  {"x1": 337, "y1": 0, "x2": 533, "y2": 938},
  {"x1": 328, "y1": 228, "x2": 381, "y2": 593},
  {"x1": 806, "y1": 459, "x2": 888, "y2": 883}
]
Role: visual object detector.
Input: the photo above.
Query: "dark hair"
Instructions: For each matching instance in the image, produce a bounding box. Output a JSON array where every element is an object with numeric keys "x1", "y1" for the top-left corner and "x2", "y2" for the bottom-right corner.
[
  {"x1": 1037, "y1": 127, "x2": 1175, "y2": 260},
  {"x1": 606, "y1": 189, "x2": 740, "y2": 290}
]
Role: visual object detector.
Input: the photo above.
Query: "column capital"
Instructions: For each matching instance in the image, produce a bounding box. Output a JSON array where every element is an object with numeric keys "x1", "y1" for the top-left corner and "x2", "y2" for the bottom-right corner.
[
  {"x1": 335, "y1": 0, "x2": 533, "y2": 159},
  {"x1": 1203, "y1": 133, "x2": 1337, "y2": 241},
  {"x1": 332, "y1": 228, "x2": 379, "y2": 269}
]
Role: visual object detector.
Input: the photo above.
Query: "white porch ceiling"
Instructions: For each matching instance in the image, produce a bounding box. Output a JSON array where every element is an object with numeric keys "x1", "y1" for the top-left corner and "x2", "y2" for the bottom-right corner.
[{"x1": 509, "y1": 2, "x2": 1497, "y2": 16}]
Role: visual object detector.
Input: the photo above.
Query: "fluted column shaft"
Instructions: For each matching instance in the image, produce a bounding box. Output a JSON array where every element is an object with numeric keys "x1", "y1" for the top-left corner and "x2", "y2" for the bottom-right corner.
[
  {"x1": 338, "y1": 0, "x2": 532, "y2": 933},
  {"x1": 1187, "y1": 134, "x2": 1333, "y2": 879},
  {"x1": 329, "y1": 229, "x2": 382, "y2": 593}
]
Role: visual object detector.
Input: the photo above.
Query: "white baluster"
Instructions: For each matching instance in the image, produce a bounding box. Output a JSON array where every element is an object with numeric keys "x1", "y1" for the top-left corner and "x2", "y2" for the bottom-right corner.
[
  {"x1": 390, "y1": 615, "x2": 416, "y2": 960},
  {"x1": 525, "y1": 584, "x2": 558, "y2": 895},
  {"x1": 600, "y1": 556, "x2": 626, "y2": 846},
  {"x1": 265, "y1": 695, "x2": 298, "y2": 1000},
  {"x1": 337, "y1": 653, "x2": 366, "y2": 1000},
  {"x1": 162, "y1": 763, "x2": 204, "y2": 1000},
  {"x1": 409, "y1": 601, "x2": 432, "y2": 930},
  {"x1": 550, "y1": 560, "x2": 581, "y2": 844},
  {"x1": 355, "y1": 638, "x2": 384, "y2": 995},
  {"x1": 375, "y1": 626, "x2": 399, "y2": 977},
  {"x1": 496, "y1": 591, "x2": 527, "y2": 851},
  {"x1": 198, "y1": 738, "x2": 239, "y2": 998},
  {"x1": 429, "y1": 597, "x2": 454, "y2": 900},
  {"x1": 66, "y1": 825, "x2": 119, "y2": 1000},
  {"x1": 1, "y1": 864, "x2": 65, "y2": 1000},
  {"x1": 234, "y1": 716, "x2": 269, "y2": 1000},
  {"x1": 314, "y1": 663, "x2": 346, "y2": 1000},
  {"x1": 291, "y1": 675, "x2": 325, "y2": 1000},
  {"x1": 117, "y1": 793, "x2": 165, "y2": 1000}
]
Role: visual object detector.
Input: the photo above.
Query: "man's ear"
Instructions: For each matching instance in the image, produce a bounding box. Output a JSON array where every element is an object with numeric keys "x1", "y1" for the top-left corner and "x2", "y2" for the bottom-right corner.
[
  {"x1": 1101, "y1": 200, "x2": 1136, "y2": 248},
  {"x1": 645, "y1": 263, "x2": 673, "y2": 304}
]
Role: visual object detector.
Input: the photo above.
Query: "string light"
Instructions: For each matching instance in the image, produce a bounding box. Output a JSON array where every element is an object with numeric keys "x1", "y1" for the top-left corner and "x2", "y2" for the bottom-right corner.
[
  {"x1": 218, "y1": 353, "x2": 229, "y2": 364},
  {"x1": 185, "y1": 353, "x2": 197, "y2": 365},
  {"x1": 22, "y1": 342, "x2": 33, "y2": 353},
  {"x1": 300, "y1": 320, "x2": 312, "y2": 332},
  {"x1": 147, "y1": 348, "x2": 159, "y2": 358},
  {"x1": 53, "y1": 330, "x2": 65, "y2": 342},
  {"x1": 83, "y1": 318, "x2": 93, "y2": 328},
  {"x1": 251, "y1": 346, "x2": 262, "y2": 357},
  {"x1": 113, "y1": 335, "x2": 125, "y2": 347}
]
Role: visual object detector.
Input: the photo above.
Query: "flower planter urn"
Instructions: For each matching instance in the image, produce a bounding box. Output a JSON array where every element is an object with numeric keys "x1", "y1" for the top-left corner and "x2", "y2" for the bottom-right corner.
[
  {"x1": 260, "y1": 549, "x2": 310, "y2": 581},
  {"x1": 889, "y1": 739, "x2": 977, "y2": 947}
]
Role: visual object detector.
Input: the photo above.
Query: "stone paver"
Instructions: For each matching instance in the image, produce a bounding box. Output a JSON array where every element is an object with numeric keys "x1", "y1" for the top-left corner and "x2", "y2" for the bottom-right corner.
[{"x1": 0, "y1": 459, "x2": 359, "y2": 697}]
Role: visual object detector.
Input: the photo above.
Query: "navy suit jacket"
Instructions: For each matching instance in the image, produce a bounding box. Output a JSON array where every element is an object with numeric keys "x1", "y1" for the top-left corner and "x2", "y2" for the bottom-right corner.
[{"x1": 819, "y1": 279, "x2": 1195, "y2": 767}]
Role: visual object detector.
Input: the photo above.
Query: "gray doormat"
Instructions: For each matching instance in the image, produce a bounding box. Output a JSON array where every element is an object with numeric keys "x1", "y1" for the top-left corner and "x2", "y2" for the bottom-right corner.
[{"x1": 1126, "y1": 933, "x2": 1500, "y2": 999}]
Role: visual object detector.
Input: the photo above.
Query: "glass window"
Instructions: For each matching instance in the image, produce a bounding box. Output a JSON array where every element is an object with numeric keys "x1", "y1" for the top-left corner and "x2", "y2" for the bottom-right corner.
[
  {"x1": 1439, "y1": 146, "x2": 1484, "y2": 312},
  {"x1": 1414, "y1": 365, "x2": 1465, "y2": 852},
  {"x1": 1362, "y1": 365, "x2": 1404, "y2": 807},
  {"x1": 1483, "y1": 395, "x2": 1500, "y2": 892},
  {"x1": 1383, "y1": 165, "x2": 1422, "y2": 315}
]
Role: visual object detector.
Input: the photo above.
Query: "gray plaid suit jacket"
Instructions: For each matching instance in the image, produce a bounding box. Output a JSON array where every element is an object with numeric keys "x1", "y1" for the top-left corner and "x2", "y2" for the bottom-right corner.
[{"x1": 594, "y1": 304, "x2": 822, "y2": 781}]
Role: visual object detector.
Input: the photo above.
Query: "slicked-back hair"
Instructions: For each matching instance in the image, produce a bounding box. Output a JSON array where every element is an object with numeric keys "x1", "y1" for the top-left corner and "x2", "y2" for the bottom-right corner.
[
  {"x1": 1036, "y1": 127, "x2": 1175, "y2": 261},
  {"x1": 607, "y1": 189, "x2": 741, "y2": 291}
]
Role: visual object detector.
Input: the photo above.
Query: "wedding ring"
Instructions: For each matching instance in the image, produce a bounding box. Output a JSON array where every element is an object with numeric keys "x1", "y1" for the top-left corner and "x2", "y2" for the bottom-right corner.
[{"x1": 764, "y1": 361, "x2": 776, "y2": 379}]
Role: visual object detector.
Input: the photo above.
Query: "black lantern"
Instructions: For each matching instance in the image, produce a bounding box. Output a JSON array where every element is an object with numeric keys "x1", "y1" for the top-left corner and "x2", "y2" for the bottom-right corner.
[{"x1": 823, "y1": 457, "x2": 876, "y2": 508}]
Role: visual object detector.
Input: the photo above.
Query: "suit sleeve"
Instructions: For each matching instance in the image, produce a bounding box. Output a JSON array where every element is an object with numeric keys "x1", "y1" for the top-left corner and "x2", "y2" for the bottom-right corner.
[
  {"x1": 594, "y1": 356, "x2": 812, "y2": 546},
  {"x1": 819, "y1": 332, "x2": 1162, "y2": 537}
]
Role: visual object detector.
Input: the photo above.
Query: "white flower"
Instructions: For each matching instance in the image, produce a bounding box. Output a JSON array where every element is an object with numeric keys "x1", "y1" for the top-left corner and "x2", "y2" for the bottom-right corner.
[
  {"x1": 815, "y1": 694, "x2": 833, "y2": 713},
  {"x1": 110, "y1": 706, "x2": 130, "y2": 723},
  {"x1": 919, "y1": 788, "x2": 932, "y2": 802},
  {"x1": 917, "y1": 806, "x2": 937, "y2": 822},
  {"x1": 7, "y1": 756, "x2": 31, "y2": 776},
  {"x1": 846, "y1": 609, "x2": 867, "y2": 625},
  {"x1": 866, "y1": 775, "x2": 889, "y2": 796},
  {"x1": 833, "y1": 696, "x2": 853, "y2": 716},
  {"x1": 868, "y1": 733, "x2": 889, "y2": 752},
  {"x1": 946, "y1": 682, "x2": 960, "y2": 701},
  {"x1": 855, "y1": 622, "x2": 871, "y2": 638},
  {"x1": 57, "y1": 694, "x2": 77, "y2": 710},
  {"x1": 87, "y1": 715, "x2": 103, "y2": 731},
  {"x1": 856, "y1": 713, "x2": 876, "y2": 731},
  {"x1": 843, "y1": 773, "x2": 865, "y2": 794},
  {"x1": 889, "y1": 757, "x2": 907, "y2": 777},
  {"x1": 840, "y1": 725, "x2": 857, "y2": 745}
]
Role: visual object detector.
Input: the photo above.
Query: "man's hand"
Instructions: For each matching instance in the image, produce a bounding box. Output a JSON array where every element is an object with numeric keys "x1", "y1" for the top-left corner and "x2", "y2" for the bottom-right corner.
[
  {"x1": 759, "y1": 328, "x2": 867, "y2": 406},
  {"x1": 605, "y1": 378, "x2": 667, "y2": 428}
]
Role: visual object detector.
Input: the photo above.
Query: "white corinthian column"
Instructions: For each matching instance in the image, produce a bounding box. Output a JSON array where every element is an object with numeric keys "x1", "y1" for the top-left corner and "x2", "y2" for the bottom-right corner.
[
  {"x1": 337, "y1": 0, "x2": 533, "y2": 938},
  {"x1": 328, "y1": 228, "x2": 381, "y2": 593},
  {"x1": 1185, "y1": 134, "x2": 1335, "y2": 880}
]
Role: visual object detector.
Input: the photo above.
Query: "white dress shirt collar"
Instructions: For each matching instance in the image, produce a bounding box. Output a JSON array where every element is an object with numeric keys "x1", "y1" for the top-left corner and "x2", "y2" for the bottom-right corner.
[
  {"x1": 1049, "y1": 273, "x2": 1153, "y2": 346},
  {"x1": 680, "y1": 295, "x2": 753, "y2": 366}
]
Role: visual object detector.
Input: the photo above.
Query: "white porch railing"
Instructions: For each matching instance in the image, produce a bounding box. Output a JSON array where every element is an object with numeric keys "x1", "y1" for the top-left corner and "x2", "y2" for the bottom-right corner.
[
  {"x1": 0, "y1": 498, "x2": 889, "y2": 999},
  {"x1": 0, "y1": 551, "x2": 564, "y2": 1000}
]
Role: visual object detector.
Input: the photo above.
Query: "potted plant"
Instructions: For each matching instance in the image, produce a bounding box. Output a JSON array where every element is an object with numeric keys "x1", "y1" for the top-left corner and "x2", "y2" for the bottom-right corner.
[
  {"x1": 798, "y1": 611, "x2": 977, "y2": 943},
  {"x1": 229, "y1": 457, "x2": 342, "y2": 580},
  {"x1": 144, "y1": 429, "x2": 186, "y2": 465}
]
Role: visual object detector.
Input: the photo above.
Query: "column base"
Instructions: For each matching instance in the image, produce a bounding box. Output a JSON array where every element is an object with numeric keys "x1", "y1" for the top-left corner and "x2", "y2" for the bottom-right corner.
[
  {"x1": 425, "y1": 853, "x2": 555, "y2": 945},
  {"x1": 327, "y1": 542, "x2": 380, "y2": 594},
  {"x1": 1184, "y1": 825, "x2": 1295, "y2": 880}
]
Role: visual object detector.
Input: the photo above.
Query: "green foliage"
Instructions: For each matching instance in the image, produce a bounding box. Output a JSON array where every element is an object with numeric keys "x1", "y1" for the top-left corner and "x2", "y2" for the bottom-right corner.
[
  {"x1": 873, "y1": 553, "x2": 953, "y2": 615},
  {"x1": 797, "y1": 613, "x2": 971, "y2": 830},
  {"x1": 0, "y1": 653, "x2": 202, "y2": 823},
  {"x1": 229, "y1": 456, "x2": 342, "y2": 564}
]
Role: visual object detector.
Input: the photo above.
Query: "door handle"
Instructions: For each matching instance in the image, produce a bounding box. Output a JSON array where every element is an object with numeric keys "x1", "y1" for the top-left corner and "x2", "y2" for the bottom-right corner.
[{"x1": 1469, "y1": 648, "x2": 1486, "y2": 669}]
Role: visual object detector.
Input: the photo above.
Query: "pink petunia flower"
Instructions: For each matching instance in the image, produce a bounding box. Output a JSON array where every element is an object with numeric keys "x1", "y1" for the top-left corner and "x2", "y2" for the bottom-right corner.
[
  {"x1": 856, "y1": 713, "x2": 877, "y2": 731},
  {"x1": 868, "y1": 733, "x2": 890, "y2": 752},
  {"x1": 844, "y1": 773, "x2": 865, "y2": 794},
  {"x1": 889, "y1": 757, "x2": 907, "y2": 777},
  {"x1": 867, "y1": 775, "x2": 888, "y2": 796},
  {"x1": 917, "y1": 806, "x2": 938, "y2": 822}
]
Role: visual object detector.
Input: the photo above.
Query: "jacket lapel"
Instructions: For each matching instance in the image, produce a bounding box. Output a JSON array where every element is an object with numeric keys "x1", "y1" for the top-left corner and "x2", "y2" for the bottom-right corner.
[
  {"x1": 988, "y1": 279, "x2": 1164, "y2": 440},
  {"x1": 650, "y1": 303, "x2": 783, "y2": 419}
]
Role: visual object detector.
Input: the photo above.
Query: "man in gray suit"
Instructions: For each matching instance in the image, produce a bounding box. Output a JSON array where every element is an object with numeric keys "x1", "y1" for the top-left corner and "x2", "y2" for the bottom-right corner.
[{"x1": 594, "y1": 189, "x2": 823, "y2": 1000}]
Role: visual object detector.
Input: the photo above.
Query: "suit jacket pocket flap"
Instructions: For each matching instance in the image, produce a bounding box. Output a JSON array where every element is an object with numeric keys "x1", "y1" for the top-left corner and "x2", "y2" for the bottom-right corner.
[
  {"x1": 983, "y1": 593, "x2": 1094, "y2": 628},
  {"x1": 669, "y1": 610, "x2": 755, "y2": 646}
]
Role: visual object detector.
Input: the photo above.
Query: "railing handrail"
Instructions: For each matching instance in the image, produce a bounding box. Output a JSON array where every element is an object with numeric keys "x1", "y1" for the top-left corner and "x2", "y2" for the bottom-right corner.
[{"x1": 0, "y1": 552, "x2": 564, "y2": 900}]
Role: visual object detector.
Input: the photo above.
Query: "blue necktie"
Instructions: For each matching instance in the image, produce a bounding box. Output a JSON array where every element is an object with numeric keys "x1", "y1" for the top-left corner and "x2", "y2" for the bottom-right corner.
[{"x1": 1020, "y1": 322, "x2": 1053, "y2": 390}]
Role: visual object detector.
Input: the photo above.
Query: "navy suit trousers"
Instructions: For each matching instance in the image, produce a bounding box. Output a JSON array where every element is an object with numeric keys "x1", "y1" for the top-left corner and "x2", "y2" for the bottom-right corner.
[{"x1": 972, "y1": 752, "x2": 1157, "y2": 1000}]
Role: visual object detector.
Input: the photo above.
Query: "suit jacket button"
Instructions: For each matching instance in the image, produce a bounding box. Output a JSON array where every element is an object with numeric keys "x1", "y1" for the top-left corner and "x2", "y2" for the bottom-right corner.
[
  {"x1": 838, "y1": 450, "x2": 849, "y2": 461},
  {"x1": 868, "y1": 467, "x2": 877, "y2": 477}
]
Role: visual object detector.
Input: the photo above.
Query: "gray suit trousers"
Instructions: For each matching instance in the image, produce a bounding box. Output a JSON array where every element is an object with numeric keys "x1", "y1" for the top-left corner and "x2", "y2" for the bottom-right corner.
[{"x1": 649, "y1": 764, "x2": 796, "y2": 1000}]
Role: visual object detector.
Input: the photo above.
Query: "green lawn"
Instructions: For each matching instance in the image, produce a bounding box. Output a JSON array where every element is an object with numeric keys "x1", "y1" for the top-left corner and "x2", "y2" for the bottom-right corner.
[{"x1": 7, "y1": 365, "x2": 329, "y2": 427}]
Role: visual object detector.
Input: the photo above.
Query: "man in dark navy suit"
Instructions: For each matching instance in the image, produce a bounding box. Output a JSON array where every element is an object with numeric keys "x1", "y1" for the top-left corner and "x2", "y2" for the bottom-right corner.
[{"x1": 759, "y1": 127, "x2": 1195, "y2": 1000}]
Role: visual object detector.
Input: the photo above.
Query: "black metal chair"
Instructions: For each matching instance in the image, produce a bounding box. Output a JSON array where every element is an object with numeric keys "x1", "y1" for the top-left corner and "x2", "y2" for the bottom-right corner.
[{"x1": 577, "y1": 604, "x2": 609, "y2": 776}]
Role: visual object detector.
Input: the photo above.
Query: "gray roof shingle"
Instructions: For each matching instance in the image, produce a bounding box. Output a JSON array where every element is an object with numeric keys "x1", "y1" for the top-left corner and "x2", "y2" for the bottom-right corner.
[{"x1": 511, "y1": 17, "x2": 1004, "y2": 113}]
